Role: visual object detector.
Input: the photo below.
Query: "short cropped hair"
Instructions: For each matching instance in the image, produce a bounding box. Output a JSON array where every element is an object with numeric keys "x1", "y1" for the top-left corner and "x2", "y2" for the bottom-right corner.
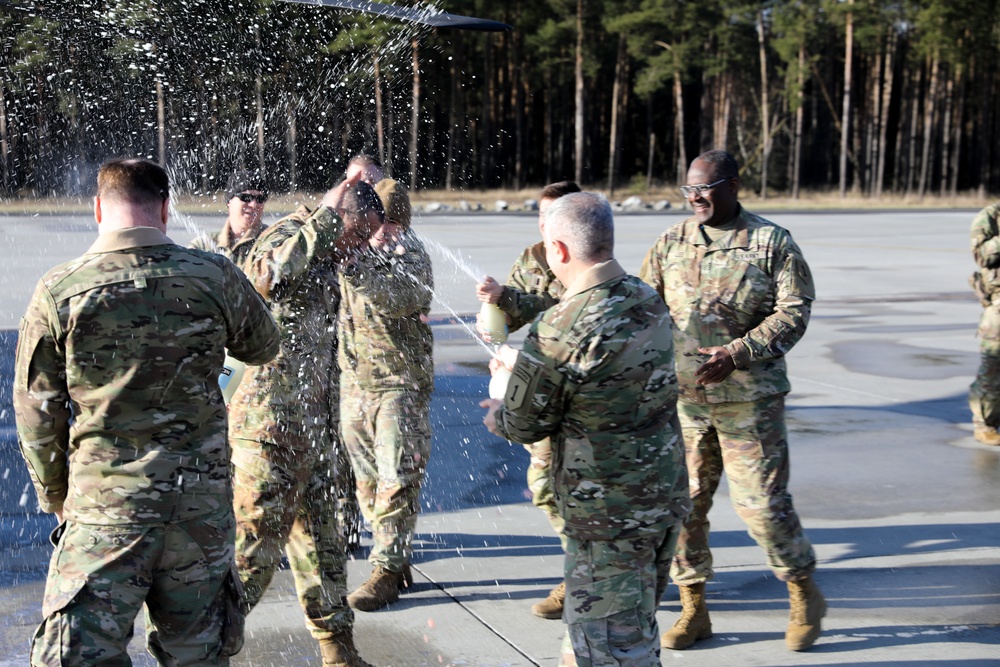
[
  {"x1": 349, "y1": 154, "x2": 382, "y2": 170},
  {"x1": 97, "y1": 159, "x2": 169, "y2": 206},
  {"x1": 545, "y1": 192, "x2": 614, "y2": 263},
  {"x1": 540, "y1": 180, "x2": 581, "y2": 201},
  {"x1": 694, "y1": 150, "x2": 739, "y2": 180},
  {"x1": 342, "y1": 180, "x2": 385, "y2": 222}
]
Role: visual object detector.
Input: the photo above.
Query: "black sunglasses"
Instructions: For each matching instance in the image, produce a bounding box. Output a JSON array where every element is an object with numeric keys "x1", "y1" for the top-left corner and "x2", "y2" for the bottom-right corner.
[{"x1": 234, "y1": 192, "x2": 268, "y2": 204}]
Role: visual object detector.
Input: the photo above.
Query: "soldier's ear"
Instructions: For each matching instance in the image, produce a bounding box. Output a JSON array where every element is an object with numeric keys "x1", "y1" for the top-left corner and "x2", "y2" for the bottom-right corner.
[
  {"x1": 94, "y1": 196, "x2": 103, "y2": 225},
  {"x1": 160, "y1": 198, "x2": 169, "y2": 227}
]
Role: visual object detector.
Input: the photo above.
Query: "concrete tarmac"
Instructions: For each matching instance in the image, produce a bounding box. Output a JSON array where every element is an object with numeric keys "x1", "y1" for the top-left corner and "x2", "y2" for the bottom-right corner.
[{"x1": 0, "y1": 207, "x2": 998, "y2": 665}]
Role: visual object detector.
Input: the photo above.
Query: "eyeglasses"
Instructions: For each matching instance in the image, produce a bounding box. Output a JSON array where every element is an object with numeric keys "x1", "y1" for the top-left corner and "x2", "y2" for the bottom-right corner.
[
  {"x1": 679, "y1": 178, "x2": 729, "y2": 198},
  {"x1": 234, "y1": 192, "x2": 268, "y2": 204}
]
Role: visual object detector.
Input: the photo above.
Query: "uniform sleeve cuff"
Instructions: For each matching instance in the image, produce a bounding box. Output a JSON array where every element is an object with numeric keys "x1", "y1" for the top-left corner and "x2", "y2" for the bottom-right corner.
[
  {"x1": 725, "y1": 339, "x2": 751, "y2": 370},
  {"x1": 497, "y1": 286, "x2": 516, "y2": 312}
]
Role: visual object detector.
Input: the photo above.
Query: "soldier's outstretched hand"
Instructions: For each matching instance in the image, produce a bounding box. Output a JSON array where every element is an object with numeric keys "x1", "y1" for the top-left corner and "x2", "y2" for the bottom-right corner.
[{"x1": 479, "y1": 398, "x2": 503, "y2": 436}]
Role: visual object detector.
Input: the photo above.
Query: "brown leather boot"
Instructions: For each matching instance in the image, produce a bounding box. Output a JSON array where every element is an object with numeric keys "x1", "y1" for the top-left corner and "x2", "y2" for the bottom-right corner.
[
  {"x1": 347, "y1": 566, "x2": 405, "y2": 611},
  {"x1": 319, "y1": 631, "x2": 374, "y2": 667},
  {"x1": 785, "y1": 576, "x2": 826, "y2": 651},
  {"x1": 974, "y1": 424, "x2": 1000, "y2": 446},
  {"x1": 531, "y1": 581, "x2": 566, "y2": 619},
  {"x1": 661, "y1": 583, "x2": 712, "y2": 650}
]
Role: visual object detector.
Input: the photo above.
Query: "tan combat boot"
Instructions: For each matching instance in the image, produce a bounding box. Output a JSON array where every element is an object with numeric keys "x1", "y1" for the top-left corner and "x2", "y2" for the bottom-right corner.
[
  {"x1": 319, "y1": 631, "x2": 375, "y2": 667},
  {"x1": 974, "y1": 424, "x2": 1000, "y2": 446},
  {"x1": 347, "y1": 566, "x2": 405, "y2": 611},
  {"x1": 661, "y1": 583, "x2": 712, "y2": 650},
  {"x1": 785, "y1": 575, "x2": 827, "y2": 651},
  {"x1": 531, "y1": 581, "x2": 566, "y2": 619}
]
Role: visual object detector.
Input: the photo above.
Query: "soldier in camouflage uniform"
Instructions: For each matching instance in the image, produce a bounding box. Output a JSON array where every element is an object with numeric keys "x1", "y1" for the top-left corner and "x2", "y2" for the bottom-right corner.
[
  {"x1": 190, "y1": 170, "x2": 269, "y2": 265},
  {"x1": 968, "y1": 201, "x2": 1000, "y2": 445},
  {"x1": 13, "y1": 159, "x2": 280, "y2": 666},
  {"x1": 482, "y1": 192, "x2": 690, "y2": 667},
  {"x1": 476, "y1": 180, "x2": 580, "y2": 619},
  {"x1": 228, "y1": 179, "x2": 382, "y2": 667},
  {"x1": 340, "y1": 179, "x2": 435, "y2": 612},
  {"x1": 639, "y1": 149, "x2": 825, "y2": 652}
]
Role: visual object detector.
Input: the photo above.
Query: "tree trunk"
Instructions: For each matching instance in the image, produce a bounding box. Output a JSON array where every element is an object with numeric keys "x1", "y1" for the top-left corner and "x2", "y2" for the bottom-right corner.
[
  {"x1": 792, "y1": 45, "x2": 805, "y2": 199},
  {"x1": 949, "y1": 63, "x2": 965, "y2": 197},
  {"x1": 156, "y1": 77, "x2": 167, "y2": 167},
  {"x1": 917, "y1": 52, "x2": 939, "y2": 199},
  {"x1": 0, "y1": 75, "x2": 10, "y2": 192},
  {"x1": 574, "y1": 0, "x2": 585, "y2": 185},
  {"x1": 939, "y1": 64, "x2": 954, "y2": 197},
  {"x1": 674, "y1": 65, "x2": 686, "y2": 187},
  {"x1": 875, "y1": 27, "x2": 895, "y2": 199},
  {"x1": 757, "y1": 11, "x2": 770, "y2": 199},
  {"x1": 286, "y1": 100, "x2": 298, "y2": 192},
  {"x1": 904, "y1": 63, "x2": 922, "y2": 197},
  {"x1": 839, "y1": 0, "x2": 853, "y2": 198},
  {"x1": 374, "y1": 51, "x2": 386, "y2": 170},
  {"x1": 544, "y1": 67, "x2": 553, "y2": 184},
  {"x1": 607, "y1": 33, "x2": 626, "y2": 196},
  {"x1": 255, "y1": 25, "x2": 265, "y2": 177},
  {"x1": 409, "y1": 39, "x2": 420, "y2": 189},
  {"x1": 446, "y1": 47, "x2": 459, "y2": 191}
]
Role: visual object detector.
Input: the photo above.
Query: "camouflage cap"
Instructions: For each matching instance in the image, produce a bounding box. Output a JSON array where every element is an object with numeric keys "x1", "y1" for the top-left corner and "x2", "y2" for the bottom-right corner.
[
  {"x1": 226, "y1": 169, "x2": 267, "y2": 199},
  {"x1": 374, "y1": 179, "x2": 412, "y2": 228}
]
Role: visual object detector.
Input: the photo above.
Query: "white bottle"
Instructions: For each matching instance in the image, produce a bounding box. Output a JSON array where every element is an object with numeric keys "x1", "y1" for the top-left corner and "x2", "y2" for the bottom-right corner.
[
  {"x1": 480, "y1": 302, "x2": 508, "y2": 344},
  {"x1": 489, "y1": 367, "x2": 512, "y2": 400},
  {"x1": 219, "y1": 353, "x2": 246, "y2": 405}
]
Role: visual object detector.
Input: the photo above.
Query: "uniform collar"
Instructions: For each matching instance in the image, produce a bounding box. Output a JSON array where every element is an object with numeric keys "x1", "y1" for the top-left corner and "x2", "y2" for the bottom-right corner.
[
  {"x1": 686, "y1": 205, "x2": 749, "y2": 249},
  {"x1": 87, "y1": 227, "x2": 173, "y2": 254},
  {"x1": 562, "y1": 259, "x2": 625, "y2": 300}
]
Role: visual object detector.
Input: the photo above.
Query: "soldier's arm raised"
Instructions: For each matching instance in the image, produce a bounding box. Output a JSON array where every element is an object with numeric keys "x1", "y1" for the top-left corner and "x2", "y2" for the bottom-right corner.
[
  {"x1": 724, "y1": 235, "x2": 814, "y2": 369},
  {"x1": 243, "y1": 206, "x2": 344, "y2": 301},
  {"x1": 12, "y1": 282, "x2": 71, "y2": 516}
]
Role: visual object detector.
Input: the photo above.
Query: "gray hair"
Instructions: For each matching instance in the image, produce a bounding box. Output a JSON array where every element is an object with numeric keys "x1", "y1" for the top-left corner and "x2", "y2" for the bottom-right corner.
[{"x1": 544, "y1": 192, "x2": 614, "y2": 263}]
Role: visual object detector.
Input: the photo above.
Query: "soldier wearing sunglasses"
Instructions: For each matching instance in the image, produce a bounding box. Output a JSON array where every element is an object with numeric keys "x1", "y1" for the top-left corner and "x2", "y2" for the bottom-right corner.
[
  {"x1": 192, "y1": 170, "x2": 269, "y2": 267},
  {"x1": 640, "y1": 150, "x2": 824, "y2": 653}
]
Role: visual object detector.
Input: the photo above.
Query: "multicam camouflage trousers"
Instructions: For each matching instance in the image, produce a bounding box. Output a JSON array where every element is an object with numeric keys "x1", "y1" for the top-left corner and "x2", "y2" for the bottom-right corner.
[
  {"x1": 231, "y1": 438, "x2": 353, "y2": 642},
  {"x1": 341, "y1": 387, "x2": 431, "y2": 572},
  {"x1": 970, "y1": 308, "x2": 1000, "y2": 426},
  {"x1": 560, "y1": 527, "x2": 679, "y2": 667},
  {"x1": 31, "y1": 506, "x2": 241, "y2": 666},
  {"x1": 524, "y1": 437, "x2": 567, "y2": 550},
  {"x1": 671, "y1": 395, "x2": 816, "y2": 585}
]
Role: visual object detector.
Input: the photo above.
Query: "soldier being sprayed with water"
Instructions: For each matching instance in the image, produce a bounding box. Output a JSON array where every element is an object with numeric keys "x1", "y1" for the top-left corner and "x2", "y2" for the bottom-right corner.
[
  {"x1": 13, "y1": 158, "x2": 280, "y2": 665},
  {"x1": 474, "y1": 180, "x2": 580, "y2": 619},
  {"x1": 339, "y1": 178, "x2": 435, "y2": 611},
  {"x1": 228, "y1": 176, "x2": 381, "y2": 667},
  {"x1": 481, "y1": 192, "x2": 691, "y2": 667}
]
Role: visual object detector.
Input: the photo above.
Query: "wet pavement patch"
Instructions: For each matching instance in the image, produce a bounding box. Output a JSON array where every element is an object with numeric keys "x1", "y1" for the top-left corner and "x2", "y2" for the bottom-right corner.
[{"x1": 829, "y1": 340, "x2": 977, "y2": 380}]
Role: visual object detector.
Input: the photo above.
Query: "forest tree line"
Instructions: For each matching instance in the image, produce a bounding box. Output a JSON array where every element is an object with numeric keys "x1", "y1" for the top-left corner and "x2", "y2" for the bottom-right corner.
[{"x1": 1, "y1": 0, "x2": 999, "y2": 199}]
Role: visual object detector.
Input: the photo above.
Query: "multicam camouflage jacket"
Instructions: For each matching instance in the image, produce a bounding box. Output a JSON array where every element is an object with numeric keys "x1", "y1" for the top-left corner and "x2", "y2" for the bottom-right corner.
[
  {"x1": 640, "y1": 207, "x2": 814, "y2": 404},
  {"x1": 228, "y1": 205, "x2": 344, "y2": 449},
  {"x1": 493, "y1": 259, "x2": 690, "y2": 541},
  {"x1": 13, "y1": 227, "x2": 279, "y2": 523},
  {"x1": 190, "y1": 219, "x2": 266, "y2": 268},
  {"x1": 497, "y1": 241, "x2": 565, "y2": 332},
  {"x1": 969, "y1": 202, "x2": 1000, "y2": 306},
  {"x1": 338, "y1": 228, "x2": 434, "y2": 392}
]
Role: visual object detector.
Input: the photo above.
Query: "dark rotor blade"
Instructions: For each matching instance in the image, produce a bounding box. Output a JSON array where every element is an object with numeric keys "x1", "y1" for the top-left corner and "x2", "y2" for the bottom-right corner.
[{"x1": 280, "y1": 0, "x2": 512, "y2": 32}]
